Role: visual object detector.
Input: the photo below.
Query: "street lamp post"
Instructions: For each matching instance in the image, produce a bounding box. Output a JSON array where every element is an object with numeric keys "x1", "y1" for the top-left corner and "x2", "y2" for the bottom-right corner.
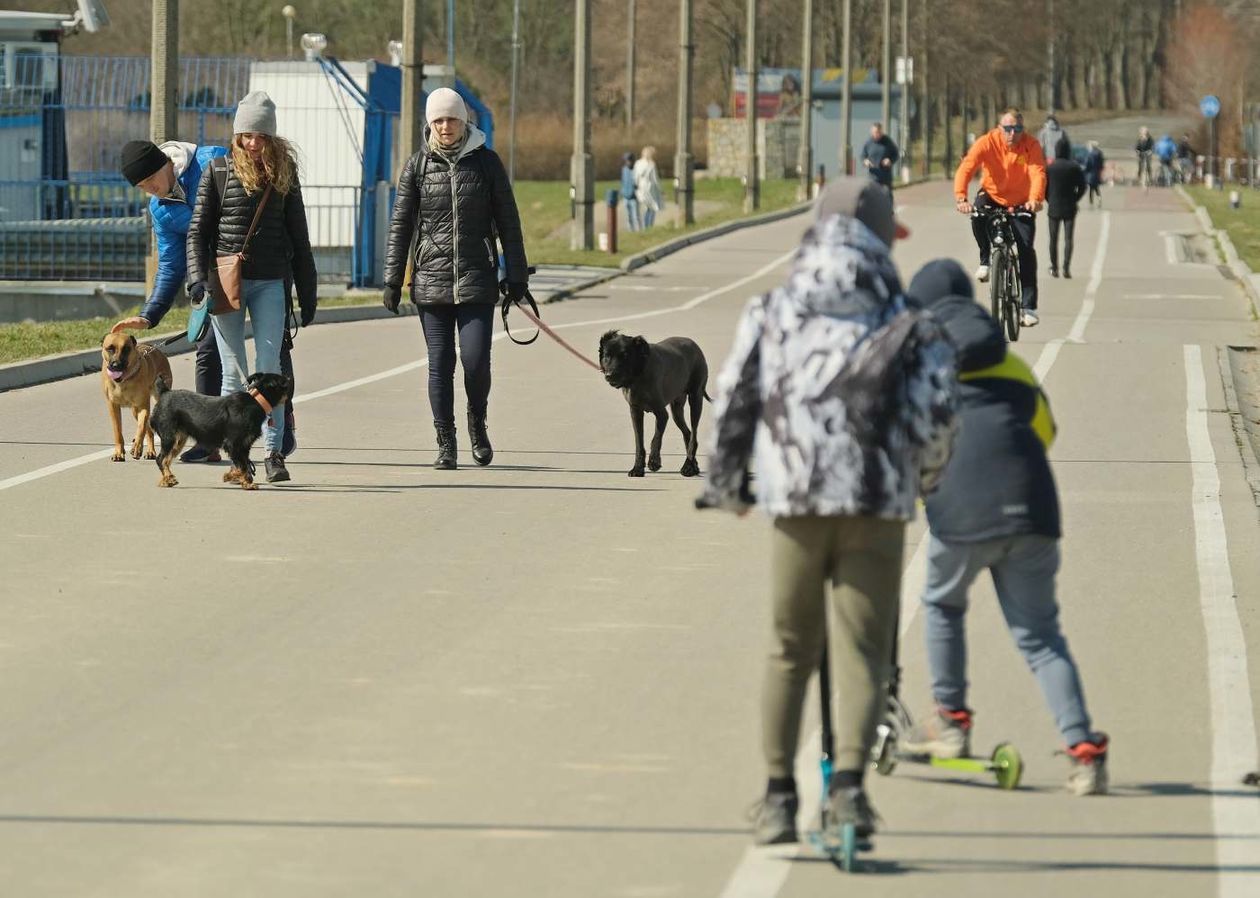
[
  {"x1": 744, "y1": 0, "x2": 759, "y2": 212},
  {"x1": 572, "y1": 0, "x2": 595, "y2": 250},
  {"x1": 509, "y1": 0, "x2": 521, "y2": 181},
  {"x1": 674, "y1": 0, "x2": 694, "y2": 225},
  {"x1": 282, "y1": 5, "x2": 297, "y2": 60},
  {"x1": 798, "y1": 0, "x2": 813, "y2": 200},
  {"x1": 840, "y1": 0, "x2": 852, "y2": 176}
]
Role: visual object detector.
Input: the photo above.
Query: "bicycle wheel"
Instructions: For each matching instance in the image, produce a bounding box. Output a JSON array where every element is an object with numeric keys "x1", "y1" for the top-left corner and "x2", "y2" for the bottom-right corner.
[
  {"x1": 989, "y1": 247, "x2": 1007, "y2": 324},
  {"x1": 1005, "y1": 255, "x2": 1021, "y2": 342}
]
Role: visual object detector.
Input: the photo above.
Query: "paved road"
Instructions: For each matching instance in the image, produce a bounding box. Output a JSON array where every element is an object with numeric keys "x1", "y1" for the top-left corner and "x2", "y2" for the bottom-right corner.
[{"x1": 1, "y1": 182, "x2": 1259, "y2": 896}]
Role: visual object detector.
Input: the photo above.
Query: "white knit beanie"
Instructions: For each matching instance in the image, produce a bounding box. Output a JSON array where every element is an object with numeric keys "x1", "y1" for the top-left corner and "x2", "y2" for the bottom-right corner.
[
  {"x1": 425, "y1": 87, "x2": 468, "y2": 125},
  {"x1": 234, "y1": 91, "x2": 278, "y2": 136}
]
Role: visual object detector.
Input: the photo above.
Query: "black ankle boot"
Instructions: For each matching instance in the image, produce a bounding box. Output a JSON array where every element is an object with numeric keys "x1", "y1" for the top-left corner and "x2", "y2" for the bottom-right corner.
[
  {"x1": 467, "y1": 411, "x2": 493, "y2": 466},
  {"x1": 434, "y1": 424, "x2": 457, "y2": 470}
]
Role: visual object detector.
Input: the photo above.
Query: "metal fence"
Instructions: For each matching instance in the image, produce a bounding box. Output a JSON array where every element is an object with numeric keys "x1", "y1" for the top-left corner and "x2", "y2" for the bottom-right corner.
[{"x1": 0, "y1": 55, "x2": 373, "y2": 284}]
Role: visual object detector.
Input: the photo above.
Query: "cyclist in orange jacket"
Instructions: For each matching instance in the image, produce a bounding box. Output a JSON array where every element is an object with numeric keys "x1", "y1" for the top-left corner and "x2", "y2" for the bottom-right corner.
[{"x1": 954, "y1": 108, "x2": 1047, "y2": 327}]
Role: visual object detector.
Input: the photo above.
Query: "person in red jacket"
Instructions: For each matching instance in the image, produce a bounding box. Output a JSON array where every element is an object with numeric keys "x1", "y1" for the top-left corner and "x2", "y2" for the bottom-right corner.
[{"x1": 954, "y1": 108, "x2": 1047, "y2": 327}]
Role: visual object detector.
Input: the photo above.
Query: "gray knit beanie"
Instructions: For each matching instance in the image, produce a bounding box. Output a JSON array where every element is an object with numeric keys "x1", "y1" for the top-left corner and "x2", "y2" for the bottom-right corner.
[
  {"x1": 425, "y1": 87, "x2": 468, "y2": 125},
  {"x1": 234, "y1": 91, "x2": 278, "y2": 136}
]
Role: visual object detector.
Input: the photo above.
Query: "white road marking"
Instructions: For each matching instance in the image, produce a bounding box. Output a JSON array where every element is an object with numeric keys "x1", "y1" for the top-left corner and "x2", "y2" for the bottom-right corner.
[
  {"x1": 0, "y1": 449, "x2": 114, "y2": 492},
  {"x1": 0, "y1": 252, "x2": 794, "y2": 493},
  {"x1": 719, "y1": 214, "x2": 1113, "y2": 898},
  {"x1": 1182, "y1": 344, "x2": 1260, "y2": 897},
  {"x1": 1034, "y1": 211, "x2": 1110, "y2": 378}
]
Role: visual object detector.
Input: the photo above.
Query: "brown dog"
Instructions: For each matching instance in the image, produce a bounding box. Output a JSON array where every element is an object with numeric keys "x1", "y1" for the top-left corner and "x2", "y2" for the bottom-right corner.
[{"x1": 100, "y1": 333, "x2": 173, "y2": 462}]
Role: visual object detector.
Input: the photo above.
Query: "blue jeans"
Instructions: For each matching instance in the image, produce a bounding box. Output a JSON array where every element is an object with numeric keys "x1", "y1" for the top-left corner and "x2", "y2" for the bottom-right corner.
[
  {"x1": 921, "y1": 533, "x2": 1093, "y2": 747},
  {"x1": 211, "y1": 278, "x2": 287, "y2": 454},
  {"x1": 624, "y1": 197, "x2": 640, "y2": 232},
  {"x1": 642, "y1": 205, "x2": 657, "y2": 229}
]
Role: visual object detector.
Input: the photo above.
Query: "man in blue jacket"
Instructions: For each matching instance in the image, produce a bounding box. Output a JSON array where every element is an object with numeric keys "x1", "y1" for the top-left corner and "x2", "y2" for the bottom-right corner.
[
  {"x1": 902, "y1": 259, "x2": 1109, "y2": 796},
  {"x1": 114, "y1": 140, "x2": 296, "y2": 460}
]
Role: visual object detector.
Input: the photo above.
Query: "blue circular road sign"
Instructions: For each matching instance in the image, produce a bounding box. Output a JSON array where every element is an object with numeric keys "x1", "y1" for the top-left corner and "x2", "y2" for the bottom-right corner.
[{"x1": 1201, "y1": 95, "x2": 1221, "y2": 118}]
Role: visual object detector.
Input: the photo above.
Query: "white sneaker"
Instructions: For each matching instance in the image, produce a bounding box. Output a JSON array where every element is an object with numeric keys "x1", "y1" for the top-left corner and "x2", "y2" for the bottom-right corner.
[
  {"x1": 975, "y1": 265, "x2": 990, "y2": 282},
  {"x1": 1021, "y1": 310, "x2": 1040, "y2": 327}
]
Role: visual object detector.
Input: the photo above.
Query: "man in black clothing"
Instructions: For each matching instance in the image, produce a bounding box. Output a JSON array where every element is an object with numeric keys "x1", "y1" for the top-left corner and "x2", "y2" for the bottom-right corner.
[
  {"x1": 861, "y1": 123, "x2": 899, "y2": 187},
  {"x1": 1135, "y1": 127, "x2": 1154, "y2": 184},
  {"x1": 1045, "y1": 137, "x2": 1086, "y2": 279}
]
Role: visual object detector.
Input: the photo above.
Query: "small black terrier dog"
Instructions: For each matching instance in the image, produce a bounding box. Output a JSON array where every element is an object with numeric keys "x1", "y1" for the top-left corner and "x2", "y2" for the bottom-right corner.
[
  {"x1": 151, "y1": 372, "x2": 293, "y2": 490},
  {"x1": 598, "y1": 330, "x2": 709, "y2": 478}
]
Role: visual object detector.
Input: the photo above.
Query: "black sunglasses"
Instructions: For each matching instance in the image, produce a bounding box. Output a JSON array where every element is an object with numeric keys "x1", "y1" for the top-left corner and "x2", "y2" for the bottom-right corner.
[{"x1": 1001, "y1": 124, "x2": 1024, "y2": 134}]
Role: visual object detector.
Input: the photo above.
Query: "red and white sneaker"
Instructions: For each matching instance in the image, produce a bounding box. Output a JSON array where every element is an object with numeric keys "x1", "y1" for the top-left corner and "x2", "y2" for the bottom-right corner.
[{"x1": 1063, "y1": 733, "x2": 1109, "y2": 796}]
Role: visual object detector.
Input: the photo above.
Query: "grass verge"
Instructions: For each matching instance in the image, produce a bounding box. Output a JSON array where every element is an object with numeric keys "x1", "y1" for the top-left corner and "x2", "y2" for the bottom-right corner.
[
  {"x1": 1186, "y1": 185, "x2": 1260, "y2": 273},
  {"x1": 0, "y1": 294, "x2": 381, "y2": 367},
  {"x1": 516, "y1": 177, "x2": 802, "y2": 266}
]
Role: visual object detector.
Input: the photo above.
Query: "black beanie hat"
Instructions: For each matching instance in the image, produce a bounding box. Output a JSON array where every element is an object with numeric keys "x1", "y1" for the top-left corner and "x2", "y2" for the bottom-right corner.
[{"x1": 120, "y1": 140, "x2": 169, "y2": 186}]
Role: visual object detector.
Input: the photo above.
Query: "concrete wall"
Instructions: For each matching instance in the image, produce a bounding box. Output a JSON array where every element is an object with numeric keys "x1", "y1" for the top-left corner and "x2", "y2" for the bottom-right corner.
[{"x1": 706, "y1": 118, "x2": 800, "y2": 180}]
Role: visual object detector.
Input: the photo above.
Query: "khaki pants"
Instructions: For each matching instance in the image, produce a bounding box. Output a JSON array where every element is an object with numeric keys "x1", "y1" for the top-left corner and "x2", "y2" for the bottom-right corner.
[{"x1": 763, "y1": 515, "x2": 905, "y2": 776}]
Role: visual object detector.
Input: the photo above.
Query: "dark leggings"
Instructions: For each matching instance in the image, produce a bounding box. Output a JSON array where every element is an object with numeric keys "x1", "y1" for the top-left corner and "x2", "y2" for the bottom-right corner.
[
  {"x1": 1048, "y1": 215, "x2": 1076, "y2": 273},
  {"x1": 419, "y1": 303, "x2": 494, "y2": 426}
]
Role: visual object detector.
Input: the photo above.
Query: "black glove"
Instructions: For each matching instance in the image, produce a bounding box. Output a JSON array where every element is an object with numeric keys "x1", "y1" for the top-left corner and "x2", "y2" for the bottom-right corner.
[
  {"x1": 300, "y1": 303, "x2": 316, "y2": 327},
  {"x1": 500, "y1": 281, "x2": 528, "y2": 313},
  {"x1": 188, "y1": 281, "x2": 207, "y2": 305},
  {"x1": 382, "y1": 284, "x2": 401, "y2": 315}
]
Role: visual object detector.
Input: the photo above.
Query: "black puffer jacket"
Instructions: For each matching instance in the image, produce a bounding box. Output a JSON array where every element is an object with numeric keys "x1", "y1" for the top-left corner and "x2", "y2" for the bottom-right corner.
[
  {"x1": 383, "y1": 126, "x2": 528, "y2": 304},
  {"x1": 186, "y1": 157, "x2": 318, "y2": 319}
]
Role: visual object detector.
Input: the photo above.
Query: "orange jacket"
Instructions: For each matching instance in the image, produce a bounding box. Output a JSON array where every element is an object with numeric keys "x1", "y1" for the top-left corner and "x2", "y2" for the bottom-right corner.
[{"x1": 954, "y1": 128, "x2": 1047, "y2": 207}]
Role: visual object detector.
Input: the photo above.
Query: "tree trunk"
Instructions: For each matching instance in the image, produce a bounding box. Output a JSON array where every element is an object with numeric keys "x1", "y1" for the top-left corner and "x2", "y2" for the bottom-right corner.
[{"x1": 1111, "y1": 42, "x2": 1128, "y2": 111}]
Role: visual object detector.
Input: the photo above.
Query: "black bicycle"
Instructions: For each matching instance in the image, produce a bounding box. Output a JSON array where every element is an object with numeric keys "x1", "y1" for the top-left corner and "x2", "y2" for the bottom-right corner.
[{"x1": 972, "y1": 207, "x2": 1032, "y2": 342}]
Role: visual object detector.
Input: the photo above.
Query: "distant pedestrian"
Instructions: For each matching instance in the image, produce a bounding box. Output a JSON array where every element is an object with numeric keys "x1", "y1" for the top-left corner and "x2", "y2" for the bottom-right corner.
[
  {"x1": 381, "y1": 87, "x2": 530, "y2": 470},
  {"x1": 1135, "y1": 127, "x2": 1154, "y2": 185},
  {"x1": 633, "y1": 146, "x2": 663, "y2": 229},
  {"x1": 1083, "y1": 140, "x2": 1104, "y2": 206},
  {"x1": 699, "y1": 177, "x2": 957, "y2": 848},
  {"x1": 861, "y1": 122, "x2": 899, "y2": 187},
  {"x1": 186, "y1": 91, "x2": 318, "y2": 484},
  {"x1": 620, "y1": 152, "x2": 640, "y2": 232},
  {"x1": 1037, "y1": 113, "x2": 1068, "y2": 162},
  {"x1": 1045, "y1": 137, "x2": 1086, "y2": 279},
  {"x1": 1177, "y1": 133, "x2": 1197, "y2": 183}
]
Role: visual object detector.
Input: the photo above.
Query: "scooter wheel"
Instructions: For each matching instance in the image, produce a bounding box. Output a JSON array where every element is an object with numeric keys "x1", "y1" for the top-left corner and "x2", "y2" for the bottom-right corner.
[
  {"x1": 991, "y1": 742, "x2": 1023, "y2": 790},
  {"x1": 871, "y1": 726, "x2": 898, "y2": 776}
]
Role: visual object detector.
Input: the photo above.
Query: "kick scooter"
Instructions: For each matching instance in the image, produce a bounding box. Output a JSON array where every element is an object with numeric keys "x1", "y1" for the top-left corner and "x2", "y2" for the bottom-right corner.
[
  {"x1": 804, "y1": 640, "x2": 869, "y2": 872},
  {"x1": 869, "y1": 630, "x2": 1024, "y2": 790}
]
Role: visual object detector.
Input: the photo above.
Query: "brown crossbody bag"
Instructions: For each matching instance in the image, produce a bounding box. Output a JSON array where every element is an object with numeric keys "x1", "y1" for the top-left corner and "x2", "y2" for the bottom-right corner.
[{"x1": 209, "y1": 157, "x2": 273, "y2": 313}]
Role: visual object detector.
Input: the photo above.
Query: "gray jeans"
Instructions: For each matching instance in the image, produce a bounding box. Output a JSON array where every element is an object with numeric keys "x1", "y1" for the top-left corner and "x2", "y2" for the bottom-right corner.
[
  {"x1": 764, "y1": 515, "x2": 905, "y2": 777},
  {"x1": 921, "y1": 533, "x2": 1092, "y2": 747}
]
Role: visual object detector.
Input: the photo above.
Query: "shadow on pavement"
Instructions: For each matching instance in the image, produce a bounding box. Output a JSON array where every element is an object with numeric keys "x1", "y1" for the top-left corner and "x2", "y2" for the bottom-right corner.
[{"x1": 0, "y1": 813, "x2": 745, "y2": 837}]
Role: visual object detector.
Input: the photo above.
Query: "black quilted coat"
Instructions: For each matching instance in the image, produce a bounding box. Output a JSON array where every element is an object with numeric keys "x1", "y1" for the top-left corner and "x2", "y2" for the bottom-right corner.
[
  {"x1": 186, "y1": 159, "x2": 318, "y2": 320},
  {"x1": 383, "y1": 127, "x2": 528, "y2": 305}
]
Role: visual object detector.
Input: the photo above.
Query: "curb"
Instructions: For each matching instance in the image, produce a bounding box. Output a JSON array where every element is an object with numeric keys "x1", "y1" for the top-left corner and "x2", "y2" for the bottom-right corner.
[
  {"x1": 620, "y1": 202, "x2": 813, "y2": 272},
  {"x1": 0, "y1": 269, "x2": 622, "y2": 394},
  {"x1": 1177, "y1": 185, "x2": 1260, "y2": 314}
]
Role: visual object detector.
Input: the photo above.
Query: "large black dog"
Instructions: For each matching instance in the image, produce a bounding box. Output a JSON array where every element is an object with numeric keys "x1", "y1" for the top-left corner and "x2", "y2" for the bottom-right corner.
[
  {"x1": 150, "y1": 372, "x2": 293, "y2": 490},
  {"x1": 598, "y1": 330, "x2": 709, "y2": 478}
]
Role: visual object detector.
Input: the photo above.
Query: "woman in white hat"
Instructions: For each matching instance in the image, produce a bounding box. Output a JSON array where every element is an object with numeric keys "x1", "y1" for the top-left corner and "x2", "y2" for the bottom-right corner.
[
  {"x1": 187, "y1": 90, "x2": 317, "y2": 484},
  {"x1": 381, "y1": 87, "x2": 530, "y2": 470}
]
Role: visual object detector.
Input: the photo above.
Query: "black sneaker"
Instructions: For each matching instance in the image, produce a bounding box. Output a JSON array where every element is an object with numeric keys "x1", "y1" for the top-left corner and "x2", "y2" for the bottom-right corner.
[
  {"x1": 180, "y1": 445, "x2": 221, "y2": 463},
  {"x1": 826, "y1": 786, "x2": 880, "y2": 840},
  {"x1": 281, "y1": 407, "x2": 297, "y2": 458},
  {"x1": 750, "y1": 791, "x2": 798, "y2": 845},
  {"x1": 264, "y1": 452, "x2": 291, "y2": 483}
]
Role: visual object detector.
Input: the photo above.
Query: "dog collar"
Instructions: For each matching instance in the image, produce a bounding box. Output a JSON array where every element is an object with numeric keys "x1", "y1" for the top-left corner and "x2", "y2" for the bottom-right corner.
[{"x1": 248, "y1": 388, "x2": 273, "y2": 416}]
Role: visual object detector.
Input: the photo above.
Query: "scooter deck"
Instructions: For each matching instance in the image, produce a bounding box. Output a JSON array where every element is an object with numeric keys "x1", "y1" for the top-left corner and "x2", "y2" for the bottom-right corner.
[{"x1": 891, "y1": 742, "x2": 1023, "y2": 790}]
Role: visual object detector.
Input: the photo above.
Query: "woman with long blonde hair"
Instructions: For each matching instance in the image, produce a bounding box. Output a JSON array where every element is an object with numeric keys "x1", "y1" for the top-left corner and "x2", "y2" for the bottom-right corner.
[{"x1": 187, "y1": 91, "x2": 317, "y2": 483}]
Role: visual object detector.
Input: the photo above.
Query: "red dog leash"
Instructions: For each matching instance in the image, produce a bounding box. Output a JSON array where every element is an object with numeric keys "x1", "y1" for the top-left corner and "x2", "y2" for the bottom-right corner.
[{"x1": 501, "y1": 289, "x2": 603, "y2": 373}]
